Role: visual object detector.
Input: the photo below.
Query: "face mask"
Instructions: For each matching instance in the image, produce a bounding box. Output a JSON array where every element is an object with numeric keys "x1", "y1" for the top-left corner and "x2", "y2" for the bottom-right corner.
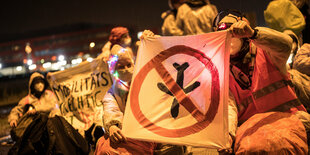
[
  {"x1": 123, "y1": 38, "x2": 132, "y2": 46},
  {"x1": 230, "y1": 38, "x2": 243, "y2": 56},
  {"x1": 34, "y1": 82, "x2": 45, "y2": 93},
  {"x1": 117, "y1": 66, "x2": 134, "y2": 82}
]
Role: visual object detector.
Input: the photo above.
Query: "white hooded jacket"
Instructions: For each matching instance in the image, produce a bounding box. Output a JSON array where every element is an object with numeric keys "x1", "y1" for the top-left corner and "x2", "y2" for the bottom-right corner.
[
  {"x1": 176, "y1": 3, "x2": 218, "y2": 35},
  {"x1": 8, "y1": 72, "x2": 58, "y2": 123}
]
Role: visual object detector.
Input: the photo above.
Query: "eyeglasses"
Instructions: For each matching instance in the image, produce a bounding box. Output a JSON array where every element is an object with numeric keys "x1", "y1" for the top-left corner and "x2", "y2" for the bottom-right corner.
[{"x1": 217, "y1": 23, "x2": 233, "y2": 31}]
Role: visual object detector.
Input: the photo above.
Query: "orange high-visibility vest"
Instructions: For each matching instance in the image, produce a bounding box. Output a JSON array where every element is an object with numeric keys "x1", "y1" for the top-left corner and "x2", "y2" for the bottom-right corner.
[{"x1": 229, "y1": 48, "x2": 306, "y2": 123}]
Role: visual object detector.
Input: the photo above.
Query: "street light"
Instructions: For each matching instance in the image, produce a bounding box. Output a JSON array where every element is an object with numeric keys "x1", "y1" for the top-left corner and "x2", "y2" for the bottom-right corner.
[
  {"x1": 16, "y1": 66, "x2": 22, "y2": 71},
  {"x1": 89, "y1": 42, "x2": 95, "y2": 48},
  {"x1": 29, "y1": 64, "x2": 37, "y2": 70},
  {"x1": 58, "y1": 55, "x2": 65, "y2": 61},
  {"x1": 43, "y1": 62, "x2": 51, "y2": 69},
  {"x1": 27, "y1": 59, "x2": 32, "y2": 65}
]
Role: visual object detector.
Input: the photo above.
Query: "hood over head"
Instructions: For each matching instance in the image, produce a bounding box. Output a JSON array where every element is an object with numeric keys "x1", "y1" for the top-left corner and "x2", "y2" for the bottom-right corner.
[{"x1": 29, "y1": 72, "x2": 48, "y2": 98}]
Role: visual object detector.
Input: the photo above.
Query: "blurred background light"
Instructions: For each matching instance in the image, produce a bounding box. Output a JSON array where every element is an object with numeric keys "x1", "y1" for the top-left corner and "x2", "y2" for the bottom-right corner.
[
  {"x1": 27, "y1": 59, "x2": 32, "y2": 65},
  {"x1": 16, "y1": 66, "x2": 22, "y2": 71},
  {"x1": 42, "y1": 62, "x2": 52, "y2": 68},
  {"x1": 87, "y1": 57, "x2": 93, "y2": 62},
  {"x1": 58, "y1": 55, "x2": 65, "y2": 61},
  {"x1": 29, "y1": 64, "x2": 37, "y2": 70},
  {"x1": 89, "y1": 42, "x2": 95, "y2": 48}
]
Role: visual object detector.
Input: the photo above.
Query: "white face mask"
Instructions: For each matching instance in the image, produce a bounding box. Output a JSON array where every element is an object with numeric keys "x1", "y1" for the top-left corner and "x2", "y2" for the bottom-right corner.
[
  {"x1": 117, "y1": 66, "x2": 134, "y2": 82},
  {"x1": 230, "y1": 38, "x2": 243, "y2": 56},
  {"x1": 123, "y1": 38, "x2": 132, "y2": 46},
  {"x1": 34, "y1": 82, "x2": 45, "y2": 92}
]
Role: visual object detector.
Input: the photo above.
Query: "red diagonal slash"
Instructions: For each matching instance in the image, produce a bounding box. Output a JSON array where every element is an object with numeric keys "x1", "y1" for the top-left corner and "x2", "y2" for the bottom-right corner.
[{"x1": 155, "y1": 62, "x2": 205, "y2": 122}]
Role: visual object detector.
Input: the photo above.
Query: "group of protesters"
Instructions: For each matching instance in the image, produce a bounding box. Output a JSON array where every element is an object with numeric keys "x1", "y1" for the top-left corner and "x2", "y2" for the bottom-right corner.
[{"x1": 7, "y1": 0, "x2": 310, "y2": 154}]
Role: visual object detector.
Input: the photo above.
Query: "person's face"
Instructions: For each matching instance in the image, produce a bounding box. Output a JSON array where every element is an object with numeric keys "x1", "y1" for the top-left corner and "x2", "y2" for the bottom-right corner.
[
  {"x1": 120, "y1": 33, "x2": 132, "y2": 47},
  {"x1": 115, "y1": 57, "x2": 134, "y2": 82},
  {"x1": 217, "y1": 15, "x2": 243, "y2": 56},
  {"x1": 34, "y1": 82, "x2": 45, "y2": 92}
]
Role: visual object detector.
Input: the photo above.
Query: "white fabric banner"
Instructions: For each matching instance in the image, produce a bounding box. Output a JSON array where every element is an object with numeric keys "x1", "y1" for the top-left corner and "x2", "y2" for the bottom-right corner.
[
  {"x1": 48, "y1": 57, "x2": 112, "y2": 131},
  {"x1": 122, "y1": 31, "x2": 231, "y2": 148}
]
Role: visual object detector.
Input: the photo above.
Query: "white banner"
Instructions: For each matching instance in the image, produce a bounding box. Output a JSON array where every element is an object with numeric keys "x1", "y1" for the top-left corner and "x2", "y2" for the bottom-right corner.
[
  {"x1": 48, "y1": 57, "x2": 112, "y2": 131},
  {"x1": 123, "y1": 31, "x2": 231, "y2": 148}
]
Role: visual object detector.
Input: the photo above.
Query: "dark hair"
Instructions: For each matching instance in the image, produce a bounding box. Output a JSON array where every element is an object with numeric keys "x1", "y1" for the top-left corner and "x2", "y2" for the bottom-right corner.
[{"x1": 185, "y1": 0, "x2": 206, "y2": 7}]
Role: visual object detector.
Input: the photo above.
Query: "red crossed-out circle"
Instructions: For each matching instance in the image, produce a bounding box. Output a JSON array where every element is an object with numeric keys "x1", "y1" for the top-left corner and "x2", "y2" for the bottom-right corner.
[{"x1": 130, "y1": 45, "x2": 220, "y2": 137}]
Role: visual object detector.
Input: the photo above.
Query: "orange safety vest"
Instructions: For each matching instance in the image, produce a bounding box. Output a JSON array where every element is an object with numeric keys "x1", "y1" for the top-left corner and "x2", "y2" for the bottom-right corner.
[{"x1": 229, "y1": 48, "x2": 306, "y2": 123}]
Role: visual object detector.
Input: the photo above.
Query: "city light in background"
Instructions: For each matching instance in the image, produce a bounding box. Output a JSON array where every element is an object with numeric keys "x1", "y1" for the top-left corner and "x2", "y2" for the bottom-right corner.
[
  {"x1": 42, "y1": 62, "x2": 52, "y2": 69},
  {"x1": 27, "y1": 59, "x2": 32, "y2": 65},
  {"x1": 25, "y1": 43, "x2": 32, "y2": 54},
  {"x1": 29, "y1": 64, "x2": 37, "y2": 70},
  {"x1": 87, "y1": 57, "x2": 93, "y2": 62},
  {"x1": 16, "y1": 66, "x2": 22, "y2": 71},
  {"x1": 58, "y1": 55, "x2": 65, "y2": 61},
  {"x1": 0, "y1": 26, "x2": 110, "y2": 77},
  {"x1": 137, "y1": 31, "x2": 143, "y2": 39},
  {"x1": 89, "y1": 42, "x2": 95, "y2": 48}
]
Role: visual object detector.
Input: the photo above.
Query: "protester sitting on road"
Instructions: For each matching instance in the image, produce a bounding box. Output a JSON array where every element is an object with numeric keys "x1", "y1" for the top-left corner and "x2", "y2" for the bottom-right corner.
[
  {"x1": 95, "y1": 40, "x2": 157, "y2": 155},
  {"x1": 213, "y1": 10, "x2": 307, "y2": 123},
  {"x1": 8, "y1": 72, "x2": 58, "y2": 128},
  {"x1": 95, "y1": 33, "x2": 187, "y2": 154},
  {"x1": 213, "y1": 10, "x2": 309, "y2": 154}
]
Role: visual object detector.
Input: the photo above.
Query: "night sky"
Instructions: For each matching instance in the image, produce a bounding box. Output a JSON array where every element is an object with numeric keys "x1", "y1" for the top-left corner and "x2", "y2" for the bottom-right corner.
[{"x1": 0, "y1": 0, "x2": 271, "y2": 43}]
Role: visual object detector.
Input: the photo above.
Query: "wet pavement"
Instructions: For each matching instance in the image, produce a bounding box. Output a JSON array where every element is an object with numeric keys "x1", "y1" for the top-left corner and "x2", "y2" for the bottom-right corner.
[
  {"x1": 0, "y1": 138, "x2": 12, "y2": 154},
  {"x1": 0, "y1": 104, "x2": 14, "y2": 155}
]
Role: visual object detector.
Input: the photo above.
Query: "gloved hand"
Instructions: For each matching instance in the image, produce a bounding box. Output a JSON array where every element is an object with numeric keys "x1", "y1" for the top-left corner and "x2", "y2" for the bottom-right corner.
[
  {"x1": 10, "y1": 120, "x2": 17, "y2": 127},
  {"x1": 140, "y1": 30, "x2": 160, "y2": 40},
  {"x1": 230, "y1": 20, "x2": 255, "y2": 39},
  {"x1": 109, "y1": 125, "x2": 127, "y2": 143}
]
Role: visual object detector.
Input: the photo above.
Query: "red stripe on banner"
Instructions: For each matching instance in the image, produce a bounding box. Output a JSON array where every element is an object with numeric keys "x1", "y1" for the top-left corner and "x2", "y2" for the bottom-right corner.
[{"x1": 155, "y1": 63, "x2": 205, "y2": 122}]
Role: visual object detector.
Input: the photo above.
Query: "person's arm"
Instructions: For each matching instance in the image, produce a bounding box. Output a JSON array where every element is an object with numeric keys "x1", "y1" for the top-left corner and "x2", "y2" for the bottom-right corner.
[
  {"x1": 229, "y1": 21, "x2": 293, "y2": 75},
  {"x1": 8, "y1": 97, "x2": 26, "y2": 127},
  {"x1": 102, "y1": 92, "x2": 127, "y2": 143},
  {"x1": 251, "y1": 27, "x2": 293, "y2": 75},
  {"x1": 103, "y1": 93, "x2": 123, "y2": 131},
  {"x1": 293, "y1": 43, "x2": 310, "y2": 75}
]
